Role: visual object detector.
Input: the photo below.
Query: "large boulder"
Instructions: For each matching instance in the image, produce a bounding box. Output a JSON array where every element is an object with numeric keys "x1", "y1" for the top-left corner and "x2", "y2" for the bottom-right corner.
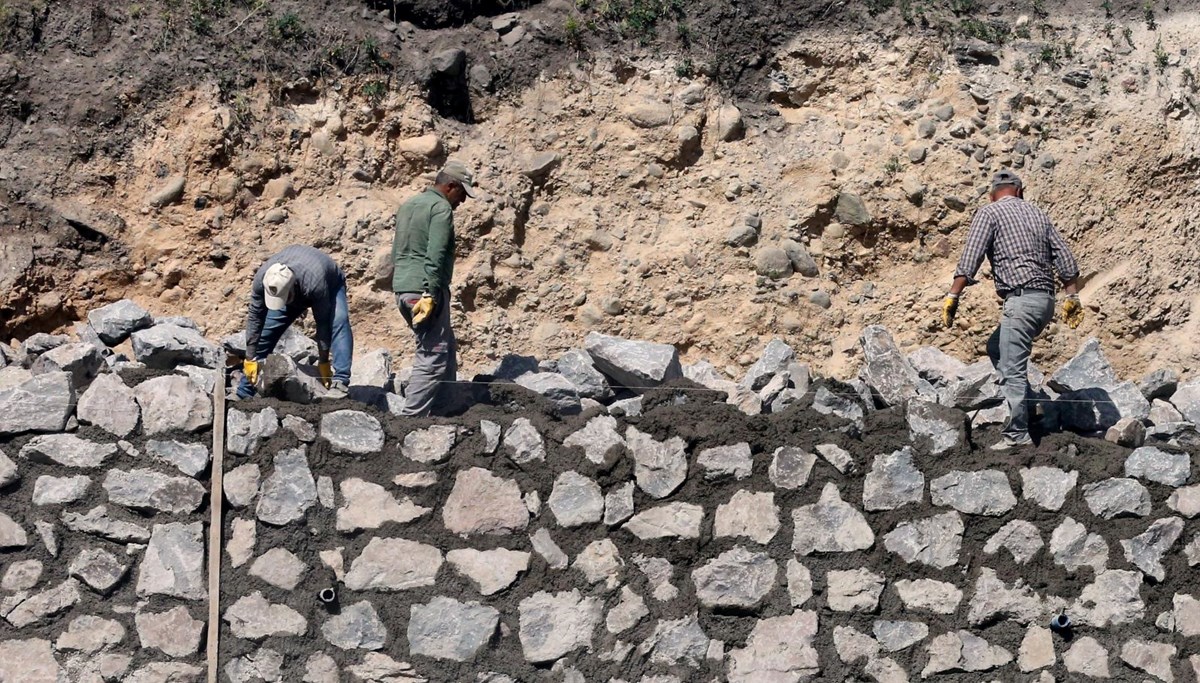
[
  {"x1": 131, "y1": 324, "x2": 221, "y2": 369},
  {"x1": 134, "y1": 375, "x2": 212, "y2": 434},
  {"x1": 514, "y1": 373, "x2": 581, "y2": 414},
  {"x1": 741, "y1": 339, "x2": 795, "y2": 391},
  {"x1": 30, "y1": 343, "x2": 104, "y2": 390},
  {"x1": 0, "y1": 372, "x2": 76, "y2": 436},
  {"x1": 858, "y1": 326, "x2": 933, "y2": 407},
  {"x1": 87, "y1": 300, "x2": 153, "y2": 345},
  {"x1": 584, "y1": 332, "x2": 682, "y2": 390}
]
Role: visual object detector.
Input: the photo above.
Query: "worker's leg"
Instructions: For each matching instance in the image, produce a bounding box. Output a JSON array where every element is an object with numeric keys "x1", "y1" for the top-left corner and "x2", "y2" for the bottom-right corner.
[
  {"x1": 329, "y1": 279, "x2": 354, "y2": 385},
  {"x1": 997, "y1": 292, "x2": 1054, "y2": 441},
  {"x1": 397, "y1": 291, "x2": 454, "y2": 417},
  {"x1": 237, "y1": 307, "x2": 299, "y2": 398}
]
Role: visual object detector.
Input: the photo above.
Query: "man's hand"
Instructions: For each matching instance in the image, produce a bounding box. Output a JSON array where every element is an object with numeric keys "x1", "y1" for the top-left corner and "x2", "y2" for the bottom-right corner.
[
  {"x1": 243, "y1": 359, "x2": 260, "y2": 386},
  {"x1": 942, "y1": 294, "x2": 960, "y2": 329},
  {"x1": 1062, "y1": 294, "x2": 1084, "y2": 329},
  {"x1": 318, "y1": 362, "x2": 333, "y2": 389},
  {"x1": 412, "y1": 294, "x2": 436, "y2": 326}
]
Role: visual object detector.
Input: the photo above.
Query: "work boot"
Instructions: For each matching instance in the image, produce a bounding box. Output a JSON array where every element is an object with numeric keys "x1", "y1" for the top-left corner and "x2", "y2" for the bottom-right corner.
[
  {"x1": 990, "y1": 435, "x2": 1034, "y2": 451},
  {"x1": 324, "y1": 380, "x2": 349, "y2": 401}
]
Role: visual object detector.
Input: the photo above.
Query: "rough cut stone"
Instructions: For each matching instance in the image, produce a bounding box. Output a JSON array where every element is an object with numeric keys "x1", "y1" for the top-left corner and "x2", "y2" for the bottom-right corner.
[
  {"x1": 447, "y1": 548, "x2": 530, "y2": 595},
  {"x1": 557, "y1": 349, "x2": 613, "y2": 400},
  {"x1": 1125, "y1": 446, "x2": 1191, "y2": 486},
  {"x1": 967, "y1": 567, "x2": 1063, "y2": 627},
  {"x1": 1019, "y1": 467, "x2": 1078, "y2": 511},
  {"x1": 103, "y1": 468, "x2": 206, "y2": 513},
  {"x1": 135, "y1": 606, "x2": 203, "y2": 657},
  {"x1": 530, "y1": 528, "x2": 569, "y2": 569},
  {"x1": 627, "y1": 427, "x2": 687, "y2": 498},
  {"x1": 145, "y1": 440, "x2": 210, "y2": 478},
  {"x1": 930, "y1": 470, "x2": 1017, "y2": 516},
  {"x1": 228, "y1": 518, "x2": 255, "y2": 568},
  {"x1": 224, "y1": 591, "x2": 306, "y2": 640},
  {"x1": 336, "y1": 478, "x2": 429, "y2": 532},
  {"x1": 922, "y1": 631, "x2": 1013, "y2": 677},
  {"x1": 0, "y1": 511, "x2": 27, "y2": 549},
  {"x1": 547, "y1": 471, "x2": 604, "y2": 527},
  {"x1": 224, "y1": 464, "x2": 260, "y2": 508},
  {"x1": 1049, "y1": 517, "x2": 1109, "y2": 573},
  {"x1": 0, "y1": 639, "x2": 65, "y2": 680},
  {"x1": 60, "y1": 505, "x2": 148, "y2": 543},
  {"x1": 134, "y1": 375, "x2": 212, "y2": 434},
  {"x1": 1, "y1": 559, "x2": 42, "y2": 592},
  {"x1": 1048, "y1": 337, "x2": 1120, "y2": 392},
  {"x1": 249, "y1": 547, "x2": 308, "y2": 590},
  {"x1": 873, "y1": 620, "x2": 929, "y2": 652},
  {"x1": 1105, "y1": 416, "x2": 1146, "y2": 447},
  {"x1": 908, "y1": 346, "x2": 967, "y2": 386},
  {"x1": 692, "y1": 547, "x2": 777, "y2": 609},
  {"x1": 227, "y1": 407, "x2": 279, "y2": 457},
  {"x1": 320, "y1": 410, "x2": 384, "y2": 454},
  {"x1": 714, "y1": 490, "x2": 779, "y2": 544},
  {"x1": 443, "y1": 467, "x2": 529, "y2": 535},
  {"x1": 344, "y1": 537, "x2": 442, "y2": 591},
  {"x1": 5, "y1": 579, "x2": 80, "y2": 628},
  {"x1": 55, "y1": 614, "x2": 125, "y2": 653},
  {"x1": 0, "y1": 369, "x2": 75, "y2": 434},
  {"x1": 563, "y1": 415, "x2": 624, "y2": 467},
  {"x1": 256, "y1": 447, "x2": 318, "y2": 526},
  {"x1": 1120, "y1": 639, "x2": 1175, "y2": 681},
  {"x1": 814, "y1": 443, "x2": 857, "y2": 474},
  {"x1": 768, "y1": 446, "x2": 815, "y2": 489},
  {"x1": 584, "y1": 332, "x2": 682, "y2": 389},
  {"x1": 137, "y1": 522, "x2": 205, "y2": 600},
  {"x1": 518, "y1": 590, "x2": 602, "y2": 663},
  {"x1": 811, "y1": 385, "x2": 865, "y2": 427},
  {"x1": 0, "y1": 448, "x2": 16, "y2": 488},
  {"x1": 1018, "y1": 624, "x2": 1055, "y2": 672},
  {"x1": 624, "y1": 503, "x2": 703, "y2": 540},
  {"x1": 1121, "y1": 516, "x2": 1185, "y2": 581},
  {"x1": 885, "y1": 511, "x2": 963, "y2": 568},
  {"x1": 321, "y1": 600, "x2": 387, "y2": 651},
  {"x1": 863, "y1": 447, "x2": 925, "y2": 511},
  {"x1": 827, "y1": 568, "x2": 885, "y2": 612},
  {"x1": 727, "y1": 611, "x2": 819, "y2": 682},
  {"x1": 859, "y1": 325, "x2": 931, "y2": 407},
  {"x1": 785, "y1": 559, "x2": 813, "y2": 608},
  {"x1": 224, "y1": 647, "x2": 283, "y2": 683},
  {"x1": 894, "y1": 579, "x2": 962, "y2": 615},
  {"x1": 515, "y1": 372, "x2": 581, "y2": 414},
  {"x1": 504, "y1": 418, "x2": 545, "y2": 464},
  {"x1": 1082, "y1": 478, "x2": 1152, "y2": 519},
  {"x1": 696, "y1": 443, "x2": 753, "y2": 481},
  {"x1": 1073, "y1": 569, "x2": 1145, "y2": 627},
  {"x1": 69, "y1": 547, "x2": 128, "y2": 594},
  {"x1": 1174, "y1": 593, "x2": 1200, "y2": 637},
  {"x1": 1172, "y1": 378, "x2": 1200, "y2": 425},
  {"x1": 30, "y1": 342, "x2": 104, "y2": 390},
  {"x1": 131, "y1": 323, "x2": 220, "y2": 369},
  {"x1": 573, "y1": 539, "x2": 623, "y2": 588},
  {"x1": 408, "y1": 596, "x2": 499, "y2": 662},
  {"x1": 606, "y1": 587, "x2": 649, "y2": 634},
  {"x1": 741, "y1": 339, "x2": 795, "y2": 391},
  {"x1": 603, "y1": 481, "x2": 635, "y2": 526},
  {"x1": 88, "y1": 299, "x2": 153, "y2": 345},
  {"x1": 32, "y1": 474, "x2": 91, "y2": 506},
  {"x1": 1063, "y1": 637, "x2": 1110, "y2": 677},
  {"x1": 1168, "y1": 484, "x2": 1200, "y2": 517},
  {"x1": 642, "y1": 614, "x2": 708, "y2": 666},
  {"x1": 907, "y1": 399, "x2": 965, "y2": 454},
  {"x1": 76, "y1": 373, "x2": 140, "y2": 437},
  {"x1": 20, "y1": 433, "x2": 117, "y2": 469},
  {"x1": 401, "y1": 425, "x2": 459, "y2": 463},
  {"x1": 791, "y1": 483, "x2": 874, "y2": 555},
  {"x1": 984, "y1": 519, "x2": 1044, "y2": 564}
]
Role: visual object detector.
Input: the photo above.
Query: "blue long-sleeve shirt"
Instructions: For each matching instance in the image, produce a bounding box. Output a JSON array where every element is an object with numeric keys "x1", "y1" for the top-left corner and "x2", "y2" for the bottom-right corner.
[{"x1": 245, "y1": 245, "x2": 345, "y2": 354}]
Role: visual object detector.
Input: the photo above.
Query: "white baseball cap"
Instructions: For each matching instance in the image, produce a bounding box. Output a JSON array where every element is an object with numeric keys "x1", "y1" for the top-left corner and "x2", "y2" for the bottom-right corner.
[{"x1": 263, "y1": 263, "x2": 295, "y2": 311}]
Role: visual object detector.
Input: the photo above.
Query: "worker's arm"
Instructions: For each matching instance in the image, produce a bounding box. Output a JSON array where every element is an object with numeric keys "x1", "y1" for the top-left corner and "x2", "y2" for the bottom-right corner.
[
  {"x1": 952, "y1": 210, "x2": 996, "y2": 291},
  {"x1": 244, "y1": 280, "x2": 267, "y2": 359},
  {"x1": 1049, "y1": 225, "x2": 1081, "y2": 289},
  {"x1": 422, "y1": 203, "x2": 454, "y2": 293}
]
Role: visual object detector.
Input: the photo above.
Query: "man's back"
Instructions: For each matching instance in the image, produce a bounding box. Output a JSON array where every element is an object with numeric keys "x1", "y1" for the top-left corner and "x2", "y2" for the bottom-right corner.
[
  {"x1": 958, "y1": 196, "x2": 1078, "y2": 295},
  {"x1": 392, "y1": 189, "x2": 454, "y2": 294}
]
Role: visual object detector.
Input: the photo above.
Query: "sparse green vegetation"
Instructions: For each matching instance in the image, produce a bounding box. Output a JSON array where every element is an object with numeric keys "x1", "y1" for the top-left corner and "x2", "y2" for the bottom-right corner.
[
  {"x1": 1183, "y1": 67, "x2": 1198, "y2": 93},
  {"x1": 362, "y1": 80, "x2": 387, "y2": 102},
  {"x1": 1122, "y1": 25, "x2": 1133, "y2": 47},
  {"x1": 949, "y1": 0, "x2": 976, "y2": 14},
  {"x1": 674, "y1": 57, "x2": 693, "y2": 78},
  {"x1": 1153, "y1": 36, "x2": 1169, "y2": 73},
  {"x1": 564, "y1": 16, "x2": 584, "y2": 50},
  {"x1": 866, "y1": 0, "x2": 895, "y2": 17},
  {"x1": 591, "y1": 0, "x2": 686, "y2": 43},
  {"x1": 270, "y1": 11, "x2": 305, "y2": 44},
  {"x1": 958, "y1": 18, "x2": 1009, "y2": 44},
  {"x1": 1101, "y1": 0, "x2": 1113, "y2": 18},
  {"x1": 1142, "y1": 0, "x2": 1156, "y2": 30},
  {"x1": 884, "y1": 155, "x2": 903, "y2": 177},
  {"x1": 1032, "y1": 0, "x2": 1047, "y2": 19},
  {"x1": 1036, "y1": 44, "x2": 1060, "y2": 69},
  {"x1": 1102, "y1": 21, "x2": 1114, "y2": 40},
  {"x1": 1015, "y1": 24, "x2": 1031, "y2": 40}
]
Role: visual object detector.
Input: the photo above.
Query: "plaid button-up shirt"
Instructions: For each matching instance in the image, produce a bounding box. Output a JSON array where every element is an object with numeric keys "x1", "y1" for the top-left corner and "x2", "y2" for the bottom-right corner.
[{"x1": 955, "y1": 196, "x2": 1079, "y2": 296}]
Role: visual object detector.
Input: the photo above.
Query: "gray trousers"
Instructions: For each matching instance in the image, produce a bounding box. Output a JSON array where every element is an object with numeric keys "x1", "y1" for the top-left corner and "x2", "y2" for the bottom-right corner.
[
  {"x1": 987, "y1": 290, "x2": 1054, "y2": 440},
  {"x1": 396, "y1": 289, "x2": 457, "y2": 417}
]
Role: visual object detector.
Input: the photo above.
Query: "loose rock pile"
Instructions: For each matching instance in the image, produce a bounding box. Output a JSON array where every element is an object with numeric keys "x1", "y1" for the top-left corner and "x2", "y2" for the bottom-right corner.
[{"x1": 3, "y1": 302, "x2": 1200, "y2": 681}]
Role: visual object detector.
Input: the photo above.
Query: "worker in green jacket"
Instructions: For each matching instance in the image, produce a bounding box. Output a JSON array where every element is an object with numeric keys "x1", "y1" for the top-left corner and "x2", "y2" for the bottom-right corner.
[{"x1": 391, "y1": 160, "x2": 476, "y2": 416}]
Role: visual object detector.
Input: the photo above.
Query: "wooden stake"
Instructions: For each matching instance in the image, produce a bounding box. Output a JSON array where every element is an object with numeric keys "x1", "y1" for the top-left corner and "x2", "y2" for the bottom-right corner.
[{"x1": 206, "y1": 372, "x2": 227, "y2": 683}]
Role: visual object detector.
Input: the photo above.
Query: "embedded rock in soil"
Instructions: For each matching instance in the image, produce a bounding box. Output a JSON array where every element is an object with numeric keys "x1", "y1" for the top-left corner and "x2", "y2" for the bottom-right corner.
[
  {"x1": 811, "y1": 386, "x2": 865, "y2": 427},
  {"x1": 515, "y1": 372, "x2": 581, "y2": 414},
  {"x1": 321, "y1": 600, "x2": 387, "y2": 651},
  {"x1": 547, "y1": 471, "x2": 604, "y2": 527},
  {"x1": 1120, "y1": 639, "x2": 1176, "y2": 681},
  {"x1": 1124, "y1": 446, "x2": 1191, "y2": 486},
  {"x1": 443, "y1": 467, "x2": 529, "y2": 535},
  {"x1": 696, "y1": 442, "x2": 753, "y2": 481},
  {"x1": 0, "y1": 511, "x2": 27, "y2": 548},
  {"x1": 627, "y1": 426, "x2": 688, "y2": 499},
  {"x1": 1174, "y1": 594, "x2": 1200, "y2": 636},
  {"x1": 88, "y1": 299, "x2": 153, "y2": 345},
  {"x1": 562, "y1": 415, "x2": 624, "y2": 468},
  {"x1": 573, "y1": 539, "x2": 623, "y2": 589},
  {"x1": 624, "y1": 502, "x2": 703, "y2": 540},
  {"x1": 1018, "y1": 624, "x2": 1055, "y2": 672},
  {"x1": 584, "y1": 332, "x2": 682, "y2": 389},
  {"x1": 1168, "y1": 484, "x2": 1200, "y2": 517},
  {"x1": 530, "y1": 528, "x2": 569, "y2": 569},
  {"x1": 907, "y1": 399, "x2": 965, "y2": 454},
  {"x1": 930, "y1": 469, "x2": 1016, "y2": 516},
  {"x1": 20, "y1": 433, "x2": 117, "y2": 469},
  {"x1": 336, "y1": 478, "x2": 430, "y2": 532},
  {"x1": 224, "y1": 592, "x2": 307, "y2": 640},
  {"x1": 30, "y1": 342, "x2": 103, "y2": 390},
  {"x1": 1073, "y1": 569, "x2": 1145, "y2": 626},
  {"x1": 922, "y1": 631, "x2": 1013, "y2": 676},
  {"x1": 135, "y1": 375, "x2": 212, "y2": 434},
  {"x1": 863, "y1": 447, "x2": 925, "y2": 511},
  {"x1": 137, "y1": 522, "x2": 206, "y2": 600},
  {"x1": 224, "y1": 647, "x2": 283, "y2": 683},
  {"x1": 815, "y1": 443, "x2": 857, "y2": 474},
  {"x1": 895, "y1": 579, "x2": 963, "y2": 615},
  {"x1": 55, "y1": 615, "x2": 125, "y2": 653},
  {"x1": 786, "y1": 560, "x2": 813, "y2": 607},
  {"x1": 223, "y1": 464, "x2": 260, "y2": 509},
  {"x1": 726, "y1": 611, "x2": 819, "y2": 682},
  {"x1": 1063, "y1": 637, "x2": 1110, "y2": 677},
  {"x1": 0, "y1": 449, "x2": 17, "y2": 487},
  {"x1": 32, "y1": 474, "x2": 90, "y2": 506},
  {"x1": 768, "y1": 446, "x2": 815, "y2": 489},
  {"x1": 714, "y1": 490, "x2": 779, "y2": 544},
  {"x1": 249, "y1": 547, "x2": 308, "y2": 590},
  {"x1": 2, "y1": 560, "x2": 42, "y2": 592},
  {"x1": 69, "y1": 547, "x2": 129, "y2": 594},
  {"x1": 967, "y1": 568, "x2": 1061, "y2": 627},
  {"x1": 741, "y1": 339, "x2": 795, "y2": 391},
  {"x1": 227, "y1": 407, "x2": 279, "y2": 457},
  {"x1": 1048, "y1": 337, "x2": 1120, "y2": 392},
  {"x1": 0, "y1": 369, "x2": 75, "y2": 434},
  {"x1": 1049, "y1": 517, "x2": 1109, "y2": 573},
  {"x1": 692, "y1": 546, "x2": 778, "y2": 610},
  {"x1": 5, "y1": 579, "x2": 80, "y2": 628},
  {"x1": 408, "y1": 596, "x2": 499, "y2": 662},
  {"x1": 504, "y1": 418, "x2": 546, "y2": 464},
  {"x1": 447, "y1": 548, "x2": 530, "y2": 595},
  {"x1": 228, "y1": 518, "x2": 255, "y2": 568},
  {"x1": 557, "y1": 349, "x2": 614, "y2": 401},
  {"x1": 884, "y1": 511, "x2": 963, "y2": 568},
  {"x1": 1120, "y1": 516, "x2": 1185, "y2": 581},
  {"x1": 0, "y1": 639, "x2": 64, "y2": 680},
  {"x1": 1019, "y1": 466, "x2": 1078, "y2": 511},
  {"x1": 401, "y1": 425, "x2": 460, "y2": 463},
  {"x1": 908, "y1": 346, "x2": 967, "y2": 386},
  {"x1": 61, "y1": 505, "x2": 149, "y2": 543},
  {"x1": 983, "y1": 520, "x2": 1044, "y2": 564},
  {"x1": 518, "y1": 589, "x2": 602, "y2": 663},
  {"x1": 1082, "y1": 477, "x2": 1151, "y2": 519},
  {"x1": 827, "y1": 568, "x2": 886, "y2": 612},
  {"x1": 135, "y1": 606, "x2": 203, "y2": 657},
  {"x1": 603, "y1": 481, "x2": 635, "y2": 526},
  {"x1": 256, "y1": 447, "x2": 318, "y2": 526},
  {"x1": 76, "y1": 371, "x2": 140, "y2": 435},
  {"x1": 103, "y1": 468, "x2": 206, "y2": 514},
  {"x1": 859, "y1": 325, "x2": 931, "y2": 407},
  {"x1": 606, "y1": 587, "x2": 649, "y2": 634},
  {"x1": 131, "y1": 323, "x2": 221, "y2": 369},
  {"x1": 791, "y1": 483, "x2": 874, "y2": 555},
  {"x1": 344, "y1": 537, "x2": 443, "y2": 591},
  {"x1": 642, "y1": 614, "x2": 708, "y2": 666},
  {"x1": 320, "y1": 410, "x2": 384, "y2": 454},
  {"x1": 873, "y1": 620, "x2": 929, "y2": 652},
  {"x1": 145, "y1": 439, "x2": 210, "y2": 477}
]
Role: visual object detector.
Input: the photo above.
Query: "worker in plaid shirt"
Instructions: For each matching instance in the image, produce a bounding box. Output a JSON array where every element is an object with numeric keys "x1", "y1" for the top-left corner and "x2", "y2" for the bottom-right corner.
[{"x1": 943, "y1": 171, "x2": 1084, "y2": 450}]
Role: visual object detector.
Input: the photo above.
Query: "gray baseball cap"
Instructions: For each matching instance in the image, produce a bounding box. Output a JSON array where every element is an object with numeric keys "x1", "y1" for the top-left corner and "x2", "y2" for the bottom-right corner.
[
  {"x1": 991, "y1": 170, "x2": 1023, "y2": 191},
  {"x1": 440, "y1": 160, "x2": 477, "y2": 198}
]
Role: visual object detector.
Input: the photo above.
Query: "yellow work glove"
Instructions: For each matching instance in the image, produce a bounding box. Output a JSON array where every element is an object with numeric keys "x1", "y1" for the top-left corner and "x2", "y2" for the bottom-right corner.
[
  {"x1": 942, "y1": 294, "x2": 960, "y2": 329},
  {"x1": 243, "y1": 359, "x2": 260, "y2": 386},
  {"x1": 411, "y1": 294, "x2": 436, "y2": 326},
  {"x1": 1062, "y1": 294, "x2": 1084, "y2": 329},
  {"x1": 318, "y1": 362, "x2": 333, "y2": 389}
]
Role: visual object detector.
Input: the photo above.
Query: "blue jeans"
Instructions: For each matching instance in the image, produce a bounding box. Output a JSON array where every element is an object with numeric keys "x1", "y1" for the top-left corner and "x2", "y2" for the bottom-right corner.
[
  {"x1": 987, "y1": 290, "x2": 1054, "y2": 440},
  {"x1": 237, "y1": 281, "x2": 353, "y2": 397}
]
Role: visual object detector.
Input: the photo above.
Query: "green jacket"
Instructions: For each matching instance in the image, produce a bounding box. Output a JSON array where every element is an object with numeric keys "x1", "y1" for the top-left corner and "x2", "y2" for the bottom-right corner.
[{"x1": 392, "y1": 188, "x2": 454, "y2": 294}]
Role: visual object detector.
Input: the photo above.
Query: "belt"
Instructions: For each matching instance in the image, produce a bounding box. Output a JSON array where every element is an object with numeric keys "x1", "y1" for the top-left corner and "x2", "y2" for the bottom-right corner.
[{"x1": 1003, "y1": 287, "x2": 1053, "y2": 299}]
